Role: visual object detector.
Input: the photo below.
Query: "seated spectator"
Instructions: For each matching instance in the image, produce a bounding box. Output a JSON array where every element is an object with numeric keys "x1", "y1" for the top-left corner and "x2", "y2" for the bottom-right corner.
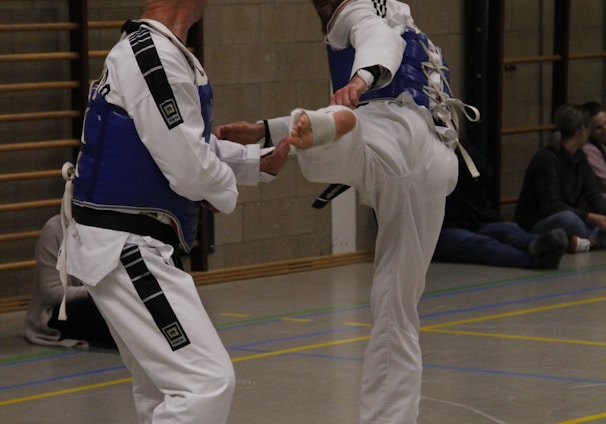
[
  {"x1": 433, "y1": 138, "x2": 568, "y2": 269},
  {"x1": 514, "y1": 103, "x2": 606, "y2": 253},
  {"x1": 22, "y1": 214, "x2": 115, "y2": 348},
  {"x1": 581, "y1": 101, "x2": 606, "y2": 198}
]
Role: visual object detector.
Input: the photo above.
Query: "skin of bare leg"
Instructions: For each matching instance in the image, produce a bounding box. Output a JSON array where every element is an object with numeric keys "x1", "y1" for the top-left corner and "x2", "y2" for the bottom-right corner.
[
  {"x1": 288, "y1": 109, "x2": 356, "y2": 150},
  {"x1": 333, "y1": 108, "x2": 356, "y2": 138}
]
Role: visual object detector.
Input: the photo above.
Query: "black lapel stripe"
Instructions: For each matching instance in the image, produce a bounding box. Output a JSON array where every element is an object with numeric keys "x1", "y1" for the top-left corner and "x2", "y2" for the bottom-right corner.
[{"x1": 128, "y1": 26, "x2": 184, "y2": 130}]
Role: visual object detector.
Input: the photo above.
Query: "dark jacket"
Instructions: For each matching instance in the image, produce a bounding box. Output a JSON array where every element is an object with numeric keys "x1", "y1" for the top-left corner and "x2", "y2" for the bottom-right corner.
[
  {"x1": 514, "y1": 144, "x2": 606, "y2": 231},
  {"x1": 442, "y1": 141, "x2": 501, "y2": 230}
]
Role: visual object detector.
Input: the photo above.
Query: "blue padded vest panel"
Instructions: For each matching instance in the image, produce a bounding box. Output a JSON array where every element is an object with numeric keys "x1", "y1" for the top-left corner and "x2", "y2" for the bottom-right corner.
[
  {"x1": 72, "y1": 84, "x2": 214, "y2": 251},
  {"x1": 327, "y1": 28, "x2": 451, "y2": 107}
]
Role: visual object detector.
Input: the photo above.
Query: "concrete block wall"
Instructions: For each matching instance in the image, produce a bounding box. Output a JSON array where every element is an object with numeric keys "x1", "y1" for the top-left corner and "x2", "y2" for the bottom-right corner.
[{"x1": 201, "y1": 0, "x2": 336, "y2": 269}]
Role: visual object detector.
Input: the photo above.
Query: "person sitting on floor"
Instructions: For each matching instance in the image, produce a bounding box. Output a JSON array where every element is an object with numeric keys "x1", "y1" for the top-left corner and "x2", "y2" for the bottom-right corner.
[
  {"x1": 581, "y1": 101, "x2": 606, "y2": 199},
  {"x1": 433, "y1": 137, "x2": 568, "y2": 269},
  {"x1": 514, "y1": 103, "x2": 606, "y2": 253},
  {"x1": 22, "y1": 214, "x2": 115, "y2": 348}
]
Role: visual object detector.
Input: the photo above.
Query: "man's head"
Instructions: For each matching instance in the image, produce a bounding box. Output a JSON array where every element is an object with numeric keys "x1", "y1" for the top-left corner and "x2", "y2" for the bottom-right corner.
[
  {"x1": 311, "y1": 0, "x2": 346, "y2": 33},
  {"x1": 142, "y1": 0, "x2": 208, "y2": 40}
]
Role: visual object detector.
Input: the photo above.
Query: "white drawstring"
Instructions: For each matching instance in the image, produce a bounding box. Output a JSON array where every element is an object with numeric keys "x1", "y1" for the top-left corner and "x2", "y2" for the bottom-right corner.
[{"x1": 57, "y1": 162, "x2": 75, "y2": 321}]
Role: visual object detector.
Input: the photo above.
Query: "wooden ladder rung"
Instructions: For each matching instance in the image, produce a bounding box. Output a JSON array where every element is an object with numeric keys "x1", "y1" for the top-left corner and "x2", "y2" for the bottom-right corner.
[
  {"x1": 0, "y1": 199, "x2": 62, "y2": 213},
  {"x1": 0, "y1": 110, "x2": 80, "y2": 123},
  {"x1": 0, "y1": 81, "x2": 80, "y2": 92},
  {"x1": 501, "y1": 124, "x2": 555, "y2": 136},
  {"x1": 0, "y1": 139, "x2": 79, "y2": 153},
  {"x1": 0, "y1": 231, "x2": 41, "y2": 243},
  {"x1": 0, "y1": 294, "x2": 32, "y2": 314},
  {"x1": 0, "y1": 260, "x2": 36, "y2": 272},
  {"x1": 0, "y1": 21, "x2": 123, "y2": 32},
  {"x1": 0, "y1": 52, "x2": 80, "y2": 62},
  {"x1": 0, "y1": 170, "x2": 62, "y2": 183}
]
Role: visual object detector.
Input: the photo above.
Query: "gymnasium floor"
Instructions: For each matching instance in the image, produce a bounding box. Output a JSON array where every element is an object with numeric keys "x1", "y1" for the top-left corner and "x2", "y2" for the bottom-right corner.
[{"x1": 1, "y1": 250, "x2": 606, "y2": 424}]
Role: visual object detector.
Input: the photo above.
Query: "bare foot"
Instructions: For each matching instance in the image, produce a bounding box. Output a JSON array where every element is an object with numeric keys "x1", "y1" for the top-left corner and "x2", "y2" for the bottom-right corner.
[
  {"x1": 290, "y1": 112, "x2": 314, "y2": 149},
  {"x1": 288, "y1": 109, "x2": 356, "y2": 150}
]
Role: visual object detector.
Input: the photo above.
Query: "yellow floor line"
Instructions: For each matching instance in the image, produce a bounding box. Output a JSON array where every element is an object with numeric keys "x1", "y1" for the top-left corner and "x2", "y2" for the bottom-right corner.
[
  {"x1": 0, "y1": 378, "x2": 132, "y2": 406},
  {"x1": 1, "y1": 336, "x2": 370, "y2": 406},
  {"x1": 422, "y1": 296, "x2": 606, "y2": 330},
  {"x1": 232, "y1": 336, "x2": 369, "y2": 362},
  {"x1": 281, "y1": 317, "x2": 311, "y2": 323},
  {"x1": 344, "y1": 322, "x2": 372, "y2": 327},
  {"x1": 558, "y1": 412, "x2": 606, "y2": 423},
  {"x1": 6, "y1": 297, "x2": 605, "y2": 409},
  {"x1": 423, "y1": 328, "x2": 606, "y2": 347},
  {"x1": 220, "y1": 313, "x2": 249, "y2": 318}
]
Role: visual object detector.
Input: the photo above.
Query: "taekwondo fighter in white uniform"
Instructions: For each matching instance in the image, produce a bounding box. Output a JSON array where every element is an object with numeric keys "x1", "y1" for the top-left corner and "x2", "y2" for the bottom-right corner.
[
  {"x1": 57, "y1": 1, "x2": 289, "y2": 423},
  {"x1": 216, "y1": 1, "x2": 478, "y2": 423}
]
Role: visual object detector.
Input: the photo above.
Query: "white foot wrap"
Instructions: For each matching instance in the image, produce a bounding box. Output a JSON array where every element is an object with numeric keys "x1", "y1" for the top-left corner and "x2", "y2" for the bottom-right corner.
[{"x1": 290, "y1": 108, "x2": 336, "y2": 148}]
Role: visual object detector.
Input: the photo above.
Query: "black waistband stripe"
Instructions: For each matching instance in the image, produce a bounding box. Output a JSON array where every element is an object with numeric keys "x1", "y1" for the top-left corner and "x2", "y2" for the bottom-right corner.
[{"x1": 119, "y1": 245, "x2": 190, "y2": 351}]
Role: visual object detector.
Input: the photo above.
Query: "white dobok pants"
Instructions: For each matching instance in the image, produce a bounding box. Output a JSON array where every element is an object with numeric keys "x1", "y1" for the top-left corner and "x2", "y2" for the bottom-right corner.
[
  {"x1": 293, "y1": 100, "x2": 458, "y2": 424},
  {"x1": 65, "y1": 227, "x2": 235, "y2": 424}
]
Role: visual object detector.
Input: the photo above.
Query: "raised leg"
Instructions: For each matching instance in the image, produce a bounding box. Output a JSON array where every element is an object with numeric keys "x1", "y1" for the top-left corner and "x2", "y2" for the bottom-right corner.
[{"x1": 288, "y1": 107, "x2": 356, "y2": 149}]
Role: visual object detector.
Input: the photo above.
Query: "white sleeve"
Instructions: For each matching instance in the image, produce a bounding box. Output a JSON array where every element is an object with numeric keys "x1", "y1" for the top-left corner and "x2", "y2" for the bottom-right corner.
[
  {"x1": 130, "y1": 82, "x2": 241, "y2": 214},
  {"x1": 265, "y1": 115, "x2": 291, "y2": 143},
  {"x1": 209, "y1": 135, "x2": 261, "y2": 186},
  {"x1": 328, "y1": 1, "x2": 405, "y2": 89},
  {"x1": 106, "y1": 35, "x2": 259, "y2": 214}
]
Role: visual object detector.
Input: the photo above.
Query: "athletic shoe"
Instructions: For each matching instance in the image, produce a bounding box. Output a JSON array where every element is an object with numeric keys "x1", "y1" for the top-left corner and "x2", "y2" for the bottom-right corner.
[{"x1": 567, "y1": 235, "x2": 591, "y2": 253}]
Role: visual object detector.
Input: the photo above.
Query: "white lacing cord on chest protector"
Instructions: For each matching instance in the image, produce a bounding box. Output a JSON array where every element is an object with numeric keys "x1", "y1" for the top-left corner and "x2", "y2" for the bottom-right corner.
[{"x1": 418, "y1": 37, "x2": 482, "y2": 178}]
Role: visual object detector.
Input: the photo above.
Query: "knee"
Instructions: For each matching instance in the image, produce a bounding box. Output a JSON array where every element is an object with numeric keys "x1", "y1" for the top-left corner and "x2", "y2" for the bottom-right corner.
[
  {"x1": 189, "y1": 355, "x2": 235, "y2": 400},
  {"x1": 210, "y1": 360, "x2": 236, "y2": 400},
  {"x1": 223, "y1": 362, "x2": 236, "y2": 396},
  {"x1": 556, "y1": 210, "x2": 579, "y2": 222},
  {"x1": 554, "y1": 210, "x2": 587, "y2": 234}
]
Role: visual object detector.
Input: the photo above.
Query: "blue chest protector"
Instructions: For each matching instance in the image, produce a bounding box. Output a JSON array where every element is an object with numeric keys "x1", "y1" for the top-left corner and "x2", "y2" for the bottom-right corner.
[
  {"x1": 72, "y1": 83, "x2": 213, "y2": 252},
  {"x1": 327, "y1": 28, "x2": 451, "y2": 108}
]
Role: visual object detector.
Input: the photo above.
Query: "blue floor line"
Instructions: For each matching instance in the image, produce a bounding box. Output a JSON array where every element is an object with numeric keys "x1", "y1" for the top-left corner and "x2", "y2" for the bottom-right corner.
[
  {"x1": 0, "y1": 350, "x2": 85, "y2": 368},
  {"x1": 227, "y1": 326, "x2": 364, "y2": 350},
  {"x1": 4, "y1": 264, "x2": 606, "y2": 399},
  {"x1": 218, "y1": 266, "x2": 606, "y2": 331},
  {"x1": 229, "y1": 346, "x2": 364, "y2": 362},
  {"x1": 422, "y1": 265, "x2": 606, "y2": 299},
  {"x1": 0, "y1": 365, "x2": 126, "y2": 392},
  {"x1": 421, "y1": 284, "x2": 606, "y2": 319},
  {"x1": 424, "y1": 363, "x2": 606, "y2": 385},
  {"x1": 229, "y1": 346, "x2": 606, "y2": 386}
]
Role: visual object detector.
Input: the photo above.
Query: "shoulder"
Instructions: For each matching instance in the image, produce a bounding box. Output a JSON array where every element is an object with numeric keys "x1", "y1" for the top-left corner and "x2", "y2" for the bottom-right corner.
[
  {"x1": 108, "y1": 24, "x2": 192, "y2": 80},
  {"x1": 330, "y1": 0, "x2": 384, "y2": 32},
  {"x1": 36, "y1": 215, "x2": 62, "y2": 258},
  {"x1": 583, "y1": 142, "x2": 599, "y2": 153},
  {"x1": 527, "y1": 148, "x2": 560, "y2": 174},
  {"x1": 39, "y1": 215, "x2": 62, "y2": 244},
  {"x1": 582, "y1": 142, "x2": 603, "y2": 160},
  {"x1": 532, "y1": 147, "x2": 558, "y2": 163}
]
